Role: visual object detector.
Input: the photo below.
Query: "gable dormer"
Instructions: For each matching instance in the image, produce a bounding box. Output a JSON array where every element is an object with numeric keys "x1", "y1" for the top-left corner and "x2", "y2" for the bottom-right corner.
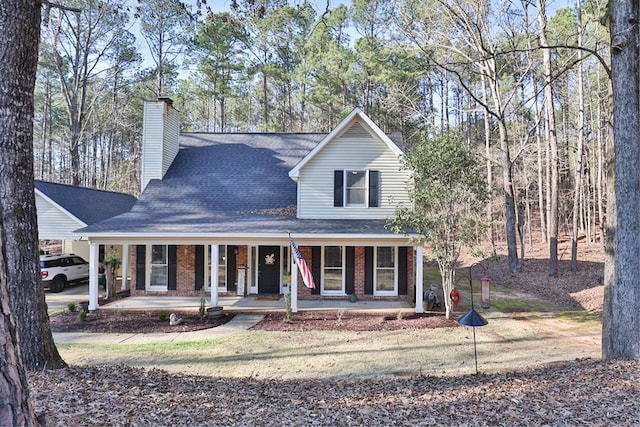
[
  {"x1": 141, "y1": 98, "x2": 180, "y2": 192},
  {"x1": 289, "y1": 109, "x2": 411, "y2": 220}
]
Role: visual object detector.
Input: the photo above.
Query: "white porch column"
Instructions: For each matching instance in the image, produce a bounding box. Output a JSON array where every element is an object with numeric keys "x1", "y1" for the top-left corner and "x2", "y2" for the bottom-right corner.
[
  {"x1": 121, "y1": 244, "x2": 129, "y2": 291},
  {"x1": 290, "y1": 255, "x2": 298, "y2": 313},
  {"x1": 210, "y1": 244, "x2": 219, "y2": 307},
  {"x1": 415, "y1": 245, "x2": 424, "y2": 314},
  {"x1": 88, "y1": 242, "x2": 100, "y2": 311}
]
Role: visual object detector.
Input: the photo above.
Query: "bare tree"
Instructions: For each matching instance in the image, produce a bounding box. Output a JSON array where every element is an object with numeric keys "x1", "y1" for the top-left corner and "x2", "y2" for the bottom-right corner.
[
  {"x1": 535, "y1": 0, "x2": 559, "y2": 277},
  {"x1": 602, "y1": 0, "x2": 640, "y2": 359},
  {"x1": 0, "y1": 0, "x2": 52, "y2": 423},
  {"x1": 570, "y1": 0, "x2": 586, "y2": 272},
  {"x1": 396, "y1": 0, "x2": 523, "y2": 273},
  {"x1": 43, "y1": 0, "x2": 131, "y2": 185}
]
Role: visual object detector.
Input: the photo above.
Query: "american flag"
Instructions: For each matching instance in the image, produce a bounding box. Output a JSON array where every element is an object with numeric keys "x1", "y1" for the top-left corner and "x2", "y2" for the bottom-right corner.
[{"x1": 290, "y1": 237, "x2": 315, "y2": 289}]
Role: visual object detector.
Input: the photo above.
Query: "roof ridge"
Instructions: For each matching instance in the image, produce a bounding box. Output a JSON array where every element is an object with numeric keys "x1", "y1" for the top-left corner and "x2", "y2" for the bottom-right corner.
[
  {"x1": 35, "y1": 180, "x2": 136, "y2": 197},
  {"x1": 179, "y1": 132, "x2": 328, "y2": 136}
]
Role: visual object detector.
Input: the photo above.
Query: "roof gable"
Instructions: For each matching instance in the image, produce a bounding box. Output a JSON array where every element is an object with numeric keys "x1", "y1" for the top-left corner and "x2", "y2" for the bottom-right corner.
[{"x1": 288, "y1": 109, "x2": 403, "y2": 180}]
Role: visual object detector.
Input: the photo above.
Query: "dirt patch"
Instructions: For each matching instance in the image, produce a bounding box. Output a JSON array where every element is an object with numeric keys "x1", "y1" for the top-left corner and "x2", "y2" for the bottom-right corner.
[
  {"x1": 50, "y1": 310, "x2": 234, "y2": 334},
  {"x1": 455, "y1": 239, "x2": 605, "y2": 313},
  {"x1": 251, "y1": 311, "x2": 457, "y2": 331},
  {"x1": 50, "y1": 309, "x2": 456, "y2": 333}
]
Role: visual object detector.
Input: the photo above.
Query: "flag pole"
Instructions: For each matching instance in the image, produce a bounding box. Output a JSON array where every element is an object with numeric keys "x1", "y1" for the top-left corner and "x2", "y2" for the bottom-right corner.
[{"x1": 287, "y1": 232, "x2": 298, "y2": 313}]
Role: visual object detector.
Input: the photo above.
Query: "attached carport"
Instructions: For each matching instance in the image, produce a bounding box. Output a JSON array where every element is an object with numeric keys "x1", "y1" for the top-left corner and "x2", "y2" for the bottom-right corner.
[{"x1": 35, "y1": 180, "x2": 137, "y2": 277}]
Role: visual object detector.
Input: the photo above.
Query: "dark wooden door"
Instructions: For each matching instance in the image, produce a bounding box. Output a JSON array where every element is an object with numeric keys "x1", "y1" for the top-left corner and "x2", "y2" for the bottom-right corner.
[{"x1": 258, "y1": 246, "x2": 280, "y2": 294}]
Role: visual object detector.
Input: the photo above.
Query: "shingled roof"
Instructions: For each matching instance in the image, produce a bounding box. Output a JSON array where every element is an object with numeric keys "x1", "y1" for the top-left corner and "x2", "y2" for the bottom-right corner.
[
  {"x1": 35, "y1": 180, "x2": 137, "y2": 226},
  {"x1": 78, "y1": 132, "x2": 394, "y2": 236}
]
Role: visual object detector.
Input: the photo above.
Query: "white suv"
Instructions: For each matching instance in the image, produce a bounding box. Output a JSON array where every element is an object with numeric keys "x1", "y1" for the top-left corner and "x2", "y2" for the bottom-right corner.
[{"x1": 40, "y1": 254, "x2": 89, "y2": 293}]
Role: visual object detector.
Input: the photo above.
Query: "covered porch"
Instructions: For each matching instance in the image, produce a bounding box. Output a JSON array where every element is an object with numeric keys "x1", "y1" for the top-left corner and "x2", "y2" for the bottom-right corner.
[{"x1": 83, "y1": 238, "x2": 427, "y2": 314}]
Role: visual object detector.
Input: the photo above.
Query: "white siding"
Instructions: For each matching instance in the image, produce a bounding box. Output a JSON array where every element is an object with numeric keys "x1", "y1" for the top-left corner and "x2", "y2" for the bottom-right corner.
[
  {"x1": 69, "y1": 241, "x2": 90, "y2": 260},
  {"x1": 163, "y1": 104, "x2": 180, "y2": 176},
  {"x1": 297, "y1": 120, "x2": 412, "y2": 219},
  {"x1": 141, "y1": 100, "x2": 180, "y2": 192},
  {"x1": 35, "y1": 194, "x2": 84, "y2": 240}
]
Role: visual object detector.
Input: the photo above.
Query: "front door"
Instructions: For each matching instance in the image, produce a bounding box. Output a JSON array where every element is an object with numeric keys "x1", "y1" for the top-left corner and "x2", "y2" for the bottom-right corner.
[{"x1": 258, "y1": 246, "x2": 280, "y2": 294}]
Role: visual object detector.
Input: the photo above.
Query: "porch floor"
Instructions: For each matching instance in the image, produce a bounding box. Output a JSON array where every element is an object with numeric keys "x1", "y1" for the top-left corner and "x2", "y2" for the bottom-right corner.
[{"x1": 100, "y1": 295, "x2": 413, "y2": 314}]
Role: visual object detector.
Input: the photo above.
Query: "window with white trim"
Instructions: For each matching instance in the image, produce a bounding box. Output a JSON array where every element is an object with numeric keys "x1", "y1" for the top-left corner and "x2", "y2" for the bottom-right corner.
[
  {"x1": 375, "y1": 246, "x2": 396, "y2": 295},
  {"x1": 346, "y1": 170, "x2": 366, "y2": 206},
  {"x1": 334, "y1": 170, "x2": 379, "y2": 208},
  {"x1": 323, "y1": 246, "x2": 344, "y2": 294},
  {"x1": 149, "y1": 245, "x2": 168, "y2": 288},
  {"x1": 218, "y1": 245, "x2": 227, "y2": 289}
]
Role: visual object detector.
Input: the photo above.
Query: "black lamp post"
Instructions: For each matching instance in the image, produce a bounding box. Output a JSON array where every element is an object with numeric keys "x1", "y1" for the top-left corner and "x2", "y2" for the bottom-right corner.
[{"x1": 457, "y1": 266, "x2": 488, "y2": 375}]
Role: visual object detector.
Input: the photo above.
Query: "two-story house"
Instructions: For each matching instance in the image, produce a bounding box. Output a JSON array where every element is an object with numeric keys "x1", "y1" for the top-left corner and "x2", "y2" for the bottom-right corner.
[{"x1": 77, "y1": 98, "x2": 428, "y2": 312}]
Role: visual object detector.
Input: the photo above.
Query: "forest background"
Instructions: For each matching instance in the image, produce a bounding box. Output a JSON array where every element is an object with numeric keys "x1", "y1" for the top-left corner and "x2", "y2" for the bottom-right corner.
[{"x1": 35, "y1": 0, "x2": 610, "y2": 262}]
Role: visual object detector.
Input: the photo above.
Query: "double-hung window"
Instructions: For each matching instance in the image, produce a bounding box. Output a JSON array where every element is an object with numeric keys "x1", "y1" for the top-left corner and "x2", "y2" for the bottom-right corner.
[
  {"x1": 334, "y1": 170, "x2": 379, "y2": 207},
  {"x1": 150, "y1": 245, "x2": 168, "y2": 289},
  {"x1": 374, "y1": 246, "x2": 396, "y2": 295},
  {"x1": 323, "y1": 246, "x2": 344, "y2": 294},
  {"x1": 346, "y1": 170, "x2": 366, "y2": 206}
]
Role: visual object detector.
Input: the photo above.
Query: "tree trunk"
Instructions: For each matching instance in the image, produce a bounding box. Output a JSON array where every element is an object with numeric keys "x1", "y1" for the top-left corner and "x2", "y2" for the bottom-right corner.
[
  {"x1": 571, "y1": 0, "x2": 586, "y2": 272},
  {"x1": 497, "y1": 119, "x2": 519, "y2": 274},
  {"x1": 603, "y1": 0, "x2": 640, "y2": 359},
  {"x1": 0, "y1": 276, "x2": 36, "y2": 426},
  {"x1": 0, "y1": 0, "x2": 66, "y2": 373},
  {"x1": 481, "y1": 75, "x2": 495, "y2": 252},
  {"x1": 0, "y1": 0, "x2": 49, "y2": 423},
  {"x1": 439, "y1": 263, "x2": 455, "y2": 320},
  {"x1": 597, "y1": 67, "x2": 607, "y2": 247},
  {"x1": 536, "y1": 0, "x2": 559, "y2": 277}
]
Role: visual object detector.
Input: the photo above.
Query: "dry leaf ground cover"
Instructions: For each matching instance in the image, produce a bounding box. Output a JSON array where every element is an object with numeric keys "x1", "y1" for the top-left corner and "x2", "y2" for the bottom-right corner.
[
  {"x1": 29, "y1": 360, "x2": 639, "y2": 426},
  {"x1": 30, "y1": 239, "x2": 639, "y2": 425}
]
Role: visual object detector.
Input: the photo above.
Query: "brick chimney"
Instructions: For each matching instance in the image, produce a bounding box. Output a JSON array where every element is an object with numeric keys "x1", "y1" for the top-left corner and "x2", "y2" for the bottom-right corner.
[{"x1": 141, "y1": 98, "x2": 180, "y2": 192}]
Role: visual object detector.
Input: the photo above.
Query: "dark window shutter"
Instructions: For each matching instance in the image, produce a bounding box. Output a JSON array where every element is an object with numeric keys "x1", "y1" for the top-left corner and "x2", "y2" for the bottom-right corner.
[
  {"x1": 334, "y1": 170, "x2": 344, "y2": 207},
  {"x1": 311, "y1": 246, "x2": 321, "y2": 295},
  {"x1": 168, "y1": 245, "x2": 177, "y2": 290},
  {"x1": 345, "y1": 247, "x2": 355, "y2": 295},
  {"x1": 398, "y1": 247, "x2": 408, "y2": 295},
  {"x1": 135, "y1": 245, "x2": 146, "y2": 290},
  {"x1": 369, "y1": 170, "x2": 379, "y2": 207},
  {"x1": 364, "y1": 247, "x2": 373, "y2": 295},
  {"x1": 195, "y1": 245, "x2": 204, "y2": 291}
]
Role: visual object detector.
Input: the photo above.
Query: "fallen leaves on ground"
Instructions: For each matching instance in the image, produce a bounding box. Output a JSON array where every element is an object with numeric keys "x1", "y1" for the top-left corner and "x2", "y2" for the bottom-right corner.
[
  {"x1": 30, "y1": 359, "x2": 640, "y2": 426},
  {"x1": 50, "y1": 310, "x2": 234, "y2": 334},
  {"x1": 252, "y1": 312, "x2": 458, "y2": 331}
]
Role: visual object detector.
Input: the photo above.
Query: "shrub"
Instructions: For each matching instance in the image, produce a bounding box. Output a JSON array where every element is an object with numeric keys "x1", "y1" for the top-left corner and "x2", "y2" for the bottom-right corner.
[
  {"x1": 158, "y1": 311, "x2": 168, "y2": 321},
  {"x1": 67, "y1": 303, "x2": 76, "y2": 312},
  {"x1": 78, "y1": 310, "x2": 87, "y2": 321}
]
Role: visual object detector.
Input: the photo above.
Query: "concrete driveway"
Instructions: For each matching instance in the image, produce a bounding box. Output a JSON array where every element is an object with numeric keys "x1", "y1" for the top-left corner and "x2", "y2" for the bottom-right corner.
[{"x1": 45, "y1": 283, "x2": 103, "y2": 315}]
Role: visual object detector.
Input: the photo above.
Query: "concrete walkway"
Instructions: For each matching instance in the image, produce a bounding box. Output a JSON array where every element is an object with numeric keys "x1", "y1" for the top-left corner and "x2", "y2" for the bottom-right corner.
[{"x1": 53, "y1": 313, "x2": 265, "y2": 345}]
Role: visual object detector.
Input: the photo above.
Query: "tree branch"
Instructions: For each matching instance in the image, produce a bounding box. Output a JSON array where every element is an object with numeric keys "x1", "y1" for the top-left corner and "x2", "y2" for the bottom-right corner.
[{"x1": 43, "y1": 0, "x2": 81, "y2": 13}]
